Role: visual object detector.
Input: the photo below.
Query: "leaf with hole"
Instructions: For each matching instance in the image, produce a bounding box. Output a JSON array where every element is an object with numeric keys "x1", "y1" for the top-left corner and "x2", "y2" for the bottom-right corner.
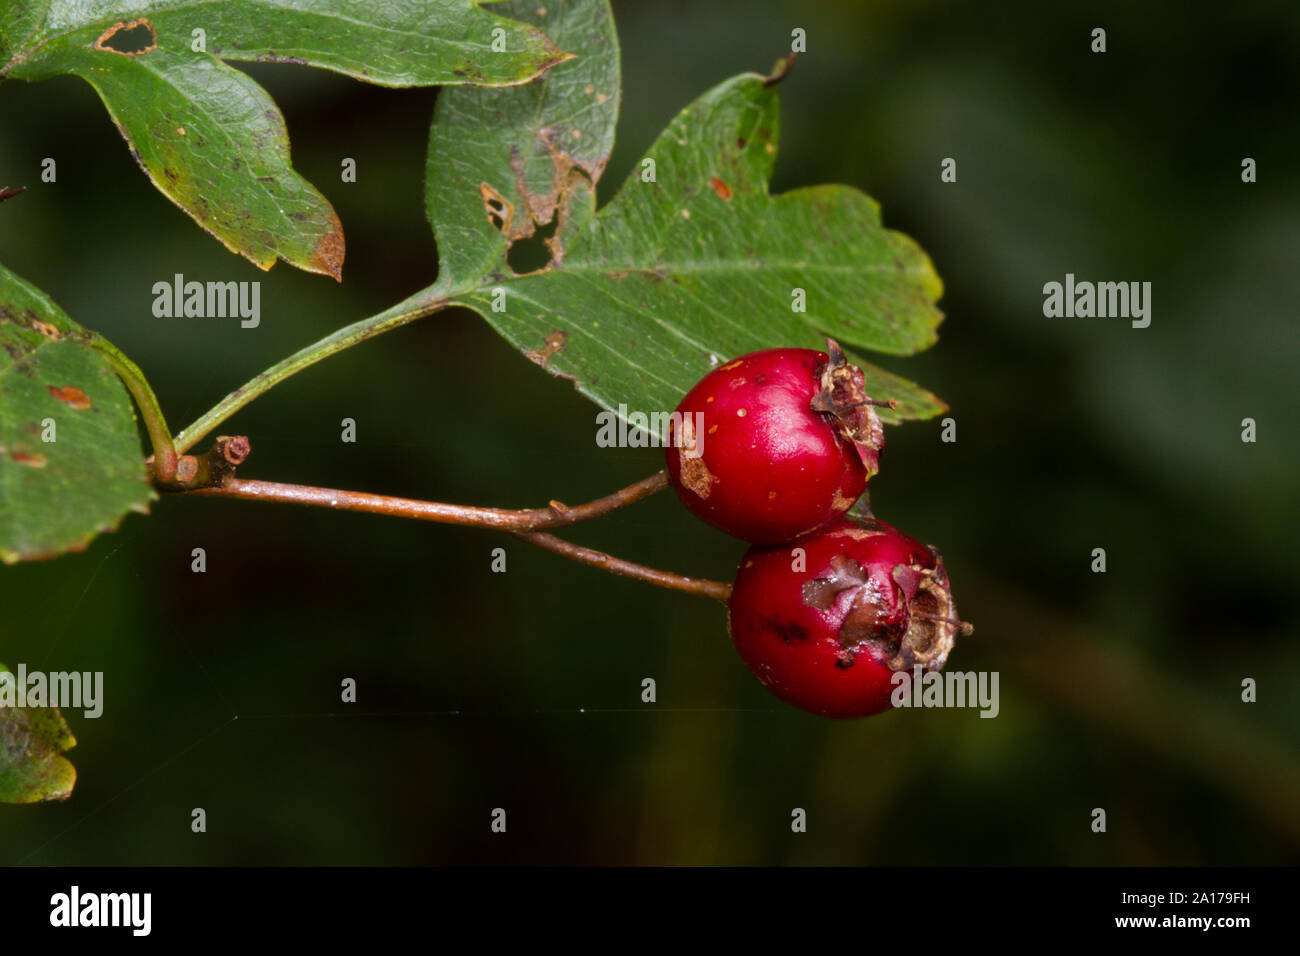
[
  {"x1": 0, "y1": 663, "x2": 77, "y2": 804},
  {"x1": 1, "y1": 0, "x2": 569, "y2": 277},
  {"x1": 425, "y1": 1, "x2": 945, "y2": 423},
  {"x1": 427, "y1": 0, "x2": 619, "y2": 286},
  {"x1": 0, "y1": 262, "x2": 154, "y2": 564}
]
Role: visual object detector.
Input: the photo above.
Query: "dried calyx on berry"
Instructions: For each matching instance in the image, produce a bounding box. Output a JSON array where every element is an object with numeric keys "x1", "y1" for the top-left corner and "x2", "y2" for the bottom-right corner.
[
  {"x1": 808, "y1": 338, "x2": 892, "y2": 480},
  {"x1": 727, "y1": 516, "x2": 972, "y2": 718}
]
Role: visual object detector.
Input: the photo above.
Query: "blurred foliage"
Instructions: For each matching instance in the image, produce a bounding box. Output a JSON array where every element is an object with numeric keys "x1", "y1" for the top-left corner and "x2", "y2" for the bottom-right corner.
[
  {"x1": 0, "y1": 0, "x2": 1296, "y2": 864},
  {"x1": 0, "y1": 662, "x2": 77, "y2": 804}
]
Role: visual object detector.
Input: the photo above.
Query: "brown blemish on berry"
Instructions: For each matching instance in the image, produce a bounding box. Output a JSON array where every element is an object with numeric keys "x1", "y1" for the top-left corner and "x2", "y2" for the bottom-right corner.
[
  {"x1": 841, "y1": 581, "x2": 906, "y2": 657},
  {"x1": 802, "y1": 554, "x2": 869, "y2": 610},
  {"x1": 803, "y1": 555, "x2": 912, "y2": 661},
  {"x1": 763, "y1": 616, "x2": 808, "y2": 643},
  {"x1": 48, "y1": 385, "x2": 91, "y2": 410},
  {"x1": 677, "y1": 443, "x2": 717, "y2": 501},
  {"x1": 719, "y1": 360, "x2": 743, "y2": 371},
  {"x1": 709, "y1": 177, "x2": 733, "y2": 200},
  {"x1": 675, "y1": 414, "x2": 716, "y2": 499}
]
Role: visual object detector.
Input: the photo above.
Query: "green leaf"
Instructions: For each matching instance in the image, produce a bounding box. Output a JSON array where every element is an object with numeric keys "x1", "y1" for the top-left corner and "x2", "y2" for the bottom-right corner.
[
  {"x1": 2, "y1": 1, "x2": 570, "y2": 277},
  {"x1": 0, "y1": 262, "x2": 155, "y2": 564},
  {"x1": 0, "y1": 662, "x2": 77, "y2": 804},
  {"x1": 426, "y1": 2, "x2": 945, "y2": 423}
]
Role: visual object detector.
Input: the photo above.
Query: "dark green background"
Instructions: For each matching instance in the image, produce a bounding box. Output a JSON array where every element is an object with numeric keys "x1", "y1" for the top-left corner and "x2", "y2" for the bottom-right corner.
[{"x1": 1, "y1": 0, "x2": 1297, "y2": 864}]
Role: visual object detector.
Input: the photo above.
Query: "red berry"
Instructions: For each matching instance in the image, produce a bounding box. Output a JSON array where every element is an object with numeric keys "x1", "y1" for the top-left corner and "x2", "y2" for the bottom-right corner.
[
  {"x1": 727, "y1": 518, "x2": 969, "y2": 718},
  {"x1": 666, "y1": 340, "x2": 888, "y2": 544}
]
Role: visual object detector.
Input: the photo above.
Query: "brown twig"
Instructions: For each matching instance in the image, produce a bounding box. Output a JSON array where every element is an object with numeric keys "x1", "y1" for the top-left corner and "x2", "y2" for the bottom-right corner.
[
  {"x1": 175, "y1": 468, "x2": 731, "y2": 601},
  {"x1": 517, "y1": 532, "x2": 733, "y2": 603},
  {"x1": 175, "y1": 470, "x2": 670, "y2": 533}
]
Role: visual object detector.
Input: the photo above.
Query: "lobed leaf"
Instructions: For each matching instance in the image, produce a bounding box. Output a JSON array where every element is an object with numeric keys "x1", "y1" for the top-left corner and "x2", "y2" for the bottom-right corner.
[{"x1": 427, "y1": 2, "x2": 946, "y2": 423}]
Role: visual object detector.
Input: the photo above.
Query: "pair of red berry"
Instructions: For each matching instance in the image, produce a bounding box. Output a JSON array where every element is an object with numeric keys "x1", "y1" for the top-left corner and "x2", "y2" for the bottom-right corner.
[{"x1": 665, "y1": 341, "x2": 967, "y2": 718}]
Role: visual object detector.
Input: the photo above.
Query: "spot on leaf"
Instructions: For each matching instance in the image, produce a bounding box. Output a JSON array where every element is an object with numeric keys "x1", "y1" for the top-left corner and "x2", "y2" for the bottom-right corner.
[
  {"x1": 310, "y1": 218, "x2": 346, "y2": 282},
  {"x1": 11, "y1": 451, "x2": 47, "y2": 468},
  {"x1": 527, "y1": 330, "x2": 567, "y2": 368},
  {"x1": 30, "y1": 320, "x2": 61, "y2": 340},
  {"x1": 48, "y1": 385, "x2": 91, "y2": 410}
]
